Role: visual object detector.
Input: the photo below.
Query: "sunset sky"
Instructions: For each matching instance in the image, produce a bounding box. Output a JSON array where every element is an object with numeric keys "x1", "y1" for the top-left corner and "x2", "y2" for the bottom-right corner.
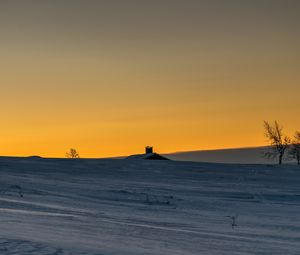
[{"x1": 0, "y1": 0, "x2": 300, "y2": 157}]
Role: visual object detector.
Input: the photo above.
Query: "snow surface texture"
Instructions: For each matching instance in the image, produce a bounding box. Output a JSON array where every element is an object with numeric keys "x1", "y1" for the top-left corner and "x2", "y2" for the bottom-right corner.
[{"x1": 0, "y1": 157, "x2": 299, "y2": 254}]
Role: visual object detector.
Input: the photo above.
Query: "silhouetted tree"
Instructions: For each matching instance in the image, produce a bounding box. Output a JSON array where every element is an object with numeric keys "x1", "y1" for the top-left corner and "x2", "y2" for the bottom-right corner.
[
  {"x1": 289, "y1": 131, "x2": 300, "y2": 165},
  {"x1": 66, "y1": 148, "x2": 80, "y2": 158},
  {"x1": 264, "y1": 121, "x2": 290, "y2": 165}
]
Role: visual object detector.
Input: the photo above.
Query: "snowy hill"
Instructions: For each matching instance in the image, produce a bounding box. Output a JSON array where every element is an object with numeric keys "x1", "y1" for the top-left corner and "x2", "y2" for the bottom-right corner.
[
  {"x1": 126, "y1": 152, "x2": 169, "y2": 160},
  {"x1": 0, "y1": 157, "x2": 299, "y2": 254},
  {"x1": 165, "y1": 146, "x2": 275, "y2": 164}
]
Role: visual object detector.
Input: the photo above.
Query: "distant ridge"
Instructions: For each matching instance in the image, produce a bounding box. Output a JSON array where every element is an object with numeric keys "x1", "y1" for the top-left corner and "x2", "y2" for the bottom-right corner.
[{"x1": 164, "y1": 146, "x2": 274, "y2": 164}]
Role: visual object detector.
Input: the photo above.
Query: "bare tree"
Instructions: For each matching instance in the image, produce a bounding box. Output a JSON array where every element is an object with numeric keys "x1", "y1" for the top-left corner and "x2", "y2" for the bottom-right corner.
[
  {"x1": 289, "y1": 131, "x2": 300, "y2": 165},
  {"x1": 66, "y1": 148, "x2": 80, "y2": 159},
  {"x1": 264, "y1": 121, "x2": 290, "y2": 165}
]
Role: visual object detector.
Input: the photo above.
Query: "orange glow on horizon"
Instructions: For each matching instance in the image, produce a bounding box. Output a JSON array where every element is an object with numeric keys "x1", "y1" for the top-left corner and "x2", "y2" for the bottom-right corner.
[{"x1": 1, "y1": 1, "x2": 300, "y2": 158}]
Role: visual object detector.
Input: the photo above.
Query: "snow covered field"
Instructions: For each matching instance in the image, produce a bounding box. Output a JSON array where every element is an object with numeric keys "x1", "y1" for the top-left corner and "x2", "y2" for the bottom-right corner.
[{"x1": 0, "y1": 157, "x2": 299, "y2": 255}]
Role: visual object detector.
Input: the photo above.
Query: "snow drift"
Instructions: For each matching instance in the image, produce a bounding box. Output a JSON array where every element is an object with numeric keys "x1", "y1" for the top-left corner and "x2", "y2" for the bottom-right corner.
[{"x1": 0, "y1": 156, "x2": 299, "y2": 254}]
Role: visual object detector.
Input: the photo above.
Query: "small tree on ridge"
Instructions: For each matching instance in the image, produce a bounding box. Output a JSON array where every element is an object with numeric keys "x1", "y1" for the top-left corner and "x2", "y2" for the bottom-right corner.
[
  {"x1": 66, "y1": 148, "x2": 80, "y2": 159},
  {"x1": 264, "y1": 120, "x2": 290, "y2": 165}
]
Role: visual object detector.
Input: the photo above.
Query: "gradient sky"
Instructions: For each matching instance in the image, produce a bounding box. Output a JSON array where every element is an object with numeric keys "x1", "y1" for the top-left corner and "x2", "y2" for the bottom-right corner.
[{"x1": 0, "y1": 0, "x2": 300, "y2": 157}]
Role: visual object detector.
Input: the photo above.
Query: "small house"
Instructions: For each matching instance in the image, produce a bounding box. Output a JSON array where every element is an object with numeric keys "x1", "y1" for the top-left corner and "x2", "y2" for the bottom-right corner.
[{"x1": 127, "y1": 147, "x2": 169, "y2": 160}]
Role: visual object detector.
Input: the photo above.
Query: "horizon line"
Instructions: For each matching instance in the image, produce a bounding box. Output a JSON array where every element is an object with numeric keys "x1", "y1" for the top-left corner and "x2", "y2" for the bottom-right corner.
[{"x1": 0, "y1": 144, "x2": 271, "y2": 159}]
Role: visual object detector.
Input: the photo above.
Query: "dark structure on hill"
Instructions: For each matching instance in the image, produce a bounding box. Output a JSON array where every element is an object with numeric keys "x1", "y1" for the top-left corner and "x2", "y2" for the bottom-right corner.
[{"x1": 127, "y1": 147, "x2": 169, "y2": 160}]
